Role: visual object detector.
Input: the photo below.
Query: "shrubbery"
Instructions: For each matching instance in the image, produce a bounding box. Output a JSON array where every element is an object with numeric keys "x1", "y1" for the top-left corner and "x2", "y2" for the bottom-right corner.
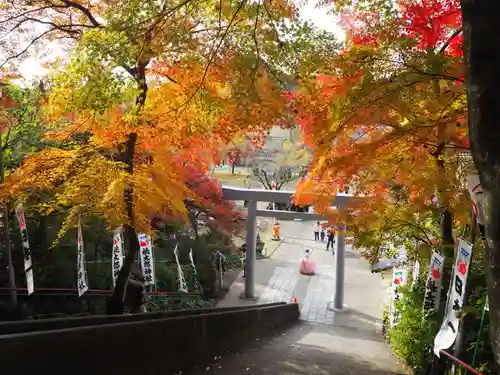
[
  {"x1": 388, "y1": 274, "x2": 440, "y2": 375},
  {"x1": 0, "y1": 213, "x2": 241, "y2": 316},
  {"x1": 387, "y1": 250, "x2": 493, "y2": 374}
]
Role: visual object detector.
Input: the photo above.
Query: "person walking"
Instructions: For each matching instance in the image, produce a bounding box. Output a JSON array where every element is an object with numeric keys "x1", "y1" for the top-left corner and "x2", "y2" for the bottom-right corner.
[
  {"x1": 320, "y1": 227, "x2": 326, "y2": 242},
  {"x1": 326, "y1": 226, "x2": 336, "y2": 253},
  {"x1": 313, "y1": 221, "x2": 320, "y2": 241}
]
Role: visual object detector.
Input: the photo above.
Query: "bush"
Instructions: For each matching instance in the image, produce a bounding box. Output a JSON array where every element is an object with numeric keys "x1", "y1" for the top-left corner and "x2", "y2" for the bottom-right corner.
[
  {"x1": 388, "y1": 277, "x2": 440, "y2": 375},
  {"x1": 147, "y1": 294, "x2": 212, "y2": 311}
]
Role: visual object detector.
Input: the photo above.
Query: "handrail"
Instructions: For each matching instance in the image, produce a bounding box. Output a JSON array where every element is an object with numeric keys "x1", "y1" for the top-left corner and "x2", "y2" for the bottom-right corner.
[
  {"x1": 0, "y1": 287, "x2": 202, "y2": 295},
  {"x1": 439, "y1": 350, "x2": 483, "y2": 375}
]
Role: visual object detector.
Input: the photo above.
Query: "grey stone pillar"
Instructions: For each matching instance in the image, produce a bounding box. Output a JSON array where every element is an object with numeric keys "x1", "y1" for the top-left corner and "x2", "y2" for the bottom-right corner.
[
  {"x1": 245, "y1": 200, "x2": 257, "y2": 299},
  {"x1": 334, "y1": 225, "x2": 346, "y2": 310}
]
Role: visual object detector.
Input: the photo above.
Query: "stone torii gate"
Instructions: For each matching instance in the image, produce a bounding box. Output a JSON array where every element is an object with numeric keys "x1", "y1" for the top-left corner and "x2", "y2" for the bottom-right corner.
[{"x1": 222, "y1": 186, "x2": 355, "y2": 311}]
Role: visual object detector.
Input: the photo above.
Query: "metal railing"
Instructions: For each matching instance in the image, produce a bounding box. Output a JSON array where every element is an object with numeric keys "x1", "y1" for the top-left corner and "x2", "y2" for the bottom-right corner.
[
  {"x1": 439, "y1": 350, "x2": 484, "y2": 375},
  {"x1": 0, "y1": 286, "x2": 202, "y2": 296}
]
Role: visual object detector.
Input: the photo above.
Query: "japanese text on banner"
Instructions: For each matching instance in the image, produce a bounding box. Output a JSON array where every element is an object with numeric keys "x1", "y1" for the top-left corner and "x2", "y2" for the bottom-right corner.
[
  {"x1": 423, "y1": 251, "x2": 445, "y2": 313},
  {"x1": 138, "y1": 233, "x2": 155, "y2": 285},
  {"x1": 434, "y1": 238, "x2": 473, "y2": 357},
  {"x1": 14, "y1": 203, "x2": 34, "y2": 295},
  {"x1": 111, "y1": 228, "x2": 124, "y2": 287},
  {"x1": 77, "y1": 219, "x2": 89, "y2": 297},
  {"x1": 390, "y1": 268, "x2": 407, "y2": 326}
]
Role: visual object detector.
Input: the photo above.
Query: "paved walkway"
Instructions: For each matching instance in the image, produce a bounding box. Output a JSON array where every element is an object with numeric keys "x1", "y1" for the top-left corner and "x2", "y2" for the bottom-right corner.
[
  {"x1": 218, "y1": 220, "x2": 388, "y2": 327},
  {"x1": 201, "y1": 219, "x2": 406, "y2": 375},
  {"x1": 187, "y1": 320, "x2": 405, "y2": 374}
]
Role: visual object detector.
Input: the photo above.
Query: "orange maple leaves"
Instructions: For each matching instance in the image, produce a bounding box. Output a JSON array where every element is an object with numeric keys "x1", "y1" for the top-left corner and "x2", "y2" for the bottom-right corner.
[
  {"x1": 290, "y1": 1, "x2": 468, "y2": 230},
  {"x1": 3, "y1": 48, "x2": 288, "y2": 235}
]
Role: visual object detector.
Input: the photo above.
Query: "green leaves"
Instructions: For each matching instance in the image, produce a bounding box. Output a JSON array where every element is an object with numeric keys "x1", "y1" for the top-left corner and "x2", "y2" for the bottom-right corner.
[
  {"x1": 2, "y1": 84, "x2": 44, "y2": 170},
  {"x1": 388, "y1": 281, "x2": 440, "y2": 373}
]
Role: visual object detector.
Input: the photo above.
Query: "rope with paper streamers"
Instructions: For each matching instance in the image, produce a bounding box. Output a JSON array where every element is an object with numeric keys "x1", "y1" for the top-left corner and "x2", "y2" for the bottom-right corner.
[
  {"x1": 173, "y1": 243, "x2": 188, "y2": 293},
  {"x1": 189, "y1": 249, "x2": 203, "y2": 293}
]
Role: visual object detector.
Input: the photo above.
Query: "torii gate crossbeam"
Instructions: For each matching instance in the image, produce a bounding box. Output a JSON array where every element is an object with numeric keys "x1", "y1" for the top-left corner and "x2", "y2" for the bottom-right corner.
[{"x1": 222, "y1": 186, "x2": 355, "y2": 311}]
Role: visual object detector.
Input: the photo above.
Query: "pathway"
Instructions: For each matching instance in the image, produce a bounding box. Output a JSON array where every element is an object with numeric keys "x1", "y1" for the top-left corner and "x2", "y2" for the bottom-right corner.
[
  {"x1": 218, "y1": 220, "x2": 388, "y2": 328},
  {"x1": 186, "y1": 320, "x2": 405, "y2": 374},
  {"x1": 200, "y1": 219, "x2": 406, "y2": 375}
]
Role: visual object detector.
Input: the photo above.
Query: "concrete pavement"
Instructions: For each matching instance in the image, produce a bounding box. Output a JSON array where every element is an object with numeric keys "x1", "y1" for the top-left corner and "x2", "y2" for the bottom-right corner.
[
  {"x1": 206, "y1": 219, "x2": 406, "y2": 375},
  {"x1": 218, "y1": 220, "x2": 387, "y2": 328},
  {"x1": 186, "y1": 320, "x2": 405, "y2": 375}
]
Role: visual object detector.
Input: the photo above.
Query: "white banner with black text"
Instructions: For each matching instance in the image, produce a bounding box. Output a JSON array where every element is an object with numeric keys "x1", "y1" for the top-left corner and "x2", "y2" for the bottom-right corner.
[
  {"x1": 389, "y1": 268, "x2": 408, "y2": 326},
  {"x1": 111, "y1": 228, "x2": 124, "y2": 287},
  {"x1": 138, "y1": 233, "x2": 155, "y2": 286},
  {"x1": 15, "y1": 203, "x2": 34, "y2": 295},
  {"x1": 77, "y1": 218, "x2": 89, "y2": 297},
  {"x1": 434, "y1": 238, "x2": 473, "y2": 357},
  {"x1": 423, "y1": 250, "x2": 445, "y2": 313}
]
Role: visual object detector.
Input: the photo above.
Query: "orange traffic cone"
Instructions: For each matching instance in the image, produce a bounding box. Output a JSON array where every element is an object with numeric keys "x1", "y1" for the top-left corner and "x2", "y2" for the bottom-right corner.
[{"x1": 293, "y1": 297, "x2": 298, "y2": 303}]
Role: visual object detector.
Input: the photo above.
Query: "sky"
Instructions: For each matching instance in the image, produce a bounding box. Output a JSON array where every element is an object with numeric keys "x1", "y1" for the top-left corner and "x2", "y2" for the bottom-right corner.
[
  {"x1": 301, "y1": 0, "x2": 345, "y2": 37},
  {"x1": 18, "y1": 0, "x2": 345, "y2": 81}
]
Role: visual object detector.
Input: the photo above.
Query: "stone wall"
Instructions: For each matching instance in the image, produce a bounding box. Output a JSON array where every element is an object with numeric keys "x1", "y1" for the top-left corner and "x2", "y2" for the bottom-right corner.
[
  {"x1": 0, "y1": 302, "x2": 286, "y2": 335},
  {"x1": 0, "y1": 302, "x2": 299, "y2": 374}
]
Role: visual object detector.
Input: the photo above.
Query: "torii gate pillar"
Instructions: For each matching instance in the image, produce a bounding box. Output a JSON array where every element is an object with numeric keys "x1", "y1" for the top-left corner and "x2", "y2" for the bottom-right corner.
[
  {"x1": 333, "y1": 224, "x2": 346, "y2": 311},
  {"x1": 244, "y1": 200, "x2": 257, "y2": 299},
  {"x1": 223, "y1": 186, "x2": 355, "y2": 307}
]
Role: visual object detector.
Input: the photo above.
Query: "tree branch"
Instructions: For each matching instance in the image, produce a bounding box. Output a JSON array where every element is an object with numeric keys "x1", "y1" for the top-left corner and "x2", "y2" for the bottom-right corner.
[
  {"x1": 1, "y1": 28, "x2": 55, "y2": 67},
  {"x1": 153, "y1": 0, "x2": 247, "y2": 120},
  {"x1": 252, "y1": 0, "x2": 261, "y2": 81},
  {"x1": 439, "y1": 28, "x2": 462, "y2": 54},
  {"x1": 59, "y1": 0, "x2": 101, "y2": 27}
]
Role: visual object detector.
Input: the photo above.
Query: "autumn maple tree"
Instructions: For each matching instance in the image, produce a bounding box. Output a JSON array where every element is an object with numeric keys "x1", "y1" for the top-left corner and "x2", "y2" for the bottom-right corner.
[
  {"x1": 290, "y1": 0, "x2": 500, "y2": 369},
  {"x1": 182, "y1": 164, "x2": 246, "y2": 238},
  {"x1": 0, "y1": 0, "x2": 329, "y2": 312},
  {"x1": 0, "y1": 82, "x2": 47, "y2": 306},
  {"x1": 293, "y1": 0, "x2": 469, "y2": 255}
]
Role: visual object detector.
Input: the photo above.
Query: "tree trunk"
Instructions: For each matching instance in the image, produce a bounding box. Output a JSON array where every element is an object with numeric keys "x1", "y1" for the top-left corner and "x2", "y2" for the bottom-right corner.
[
  {"x1": 35, "y1": 214, "x2": 49, "y2": 252},
  {"x1": 432, "y1": 75, "x2": 455, "y2": 296},
  {"x1": 461, "y1": 0, "x2": 500, "y2": 371},
  {"x1": 107, "y1": 60, "x2": 149, "y2": 314},
  {"x1": 3, "y1": 207, "x2": 17, "y2": 306},
  {"x1": 188, "y1": 211, "x2": 199, "y2": 239},
  {"x1": 109, "y1": 133, "x2": 138, "y2": 314},
  {"x1": 0, "y1": 132, "x2": 17, "y2": 306}
]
